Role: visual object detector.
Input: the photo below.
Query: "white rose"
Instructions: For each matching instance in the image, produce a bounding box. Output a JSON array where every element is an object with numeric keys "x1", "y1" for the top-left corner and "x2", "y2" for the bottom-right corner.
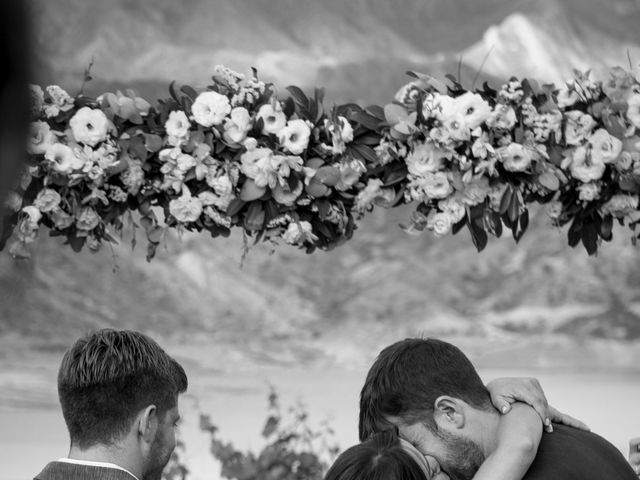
[
  {"x1": 282, "y1": 221, "x2": 318, "y2": 245},
  {"x1": 453, "y1": 92, "x2": 492, "y2": 129},
  {"x1": 487, "y1": 104, "x2": 517, "y2": 130},
  {"x1": 441, "y1": 113, "x2": 470, "y2": 142},
  {"x1": 169, "y1": 195, "x2": 203, "y2": 223},
  {"x1": 601, "y1": 194, "x2": 639, "y2": 218},
  {"x1": 22, "y1": 205, "x2": 42, "y2": 225},
  {"x1": 27, "y1": 121, "x2": 56, "y2": 154},
  {"x1": 498, "y1": 143, "x2": 533, "y2": 172},
  {"x1": 45, "y1": 143, "x2": 85, "y2": 173},
  {"x1": 191, "y1": 91, "x2": 231, "y2": 127},
  {"x1": 427, "y1": 211, "x2": 453, "y2": 237},
  {"x1": 240, "y1": 147, "x2": 272, "y2": 180},
  {"x1": 564, "y1": 111, "x2": 596, "y2": 146},
  {"x1": 577, "y1": 182, "x2": 601, "y2": 202},
  {"x1": 165, "y1": 110, "x2": 191, "y2": 145},
  {"x1": 546, "y1": 201, "x2": 563, "y2": 220},
  {"x1": 438, "y1": 197, "x2": 466, "y2": 223},
  {"x1": 257, "y1": 103, "x2": 287, "y2": 135},
  {"x1": 197, "y1": 191, "x2": 218, "y2": 206},
  {"x1": 176, "y1": 153, "x2": 196, "y2": 172},
  {"x1": 4, "y1": 192, "x2": 22, "y2": 212},
  {"x1": 69, "y1": 107, "x2": 110, "y2": 147},
  {"x1": 406, "y1": 142, "x2": 448, "y2": 177},
  {"x1": 422, "y1": 172, "x2": 453, "y2": 199},
  {"x1": 423, "y1": 93, "x2": 456, "y2": 120},
  {"x1": 627, "y1": 93, "x2": 640, "y2": 128},
  {"x1": 223, "y1": 107, "x2": 252, "y2": 144},
  {"x1": 556, "y1": 87, "x2": 579, "y2": 108},
  {"x1": 336, "y1": 159, "x2": 366, "y2": 191},
  {"x1": 278, "y1": 119, "x2": 311, "y2": 155},
  {"x1": 569, "y1": 146, "x2": 606, "y2": 183},
  {"x1": 589, "y1": 129, "x2": 622, "y2": 164},
  {"x1": 46, "y1": 85, "x2": 72, "y2": 107},
  {"x1": 33, "y1": 188, "x2": 61, "y2": 212},
  {"x1": 462, "y1": 177, "x2": 491, "y2": 206},
  {"x1": 76, "y1": 207, "x2": 100, "y2": 231}
]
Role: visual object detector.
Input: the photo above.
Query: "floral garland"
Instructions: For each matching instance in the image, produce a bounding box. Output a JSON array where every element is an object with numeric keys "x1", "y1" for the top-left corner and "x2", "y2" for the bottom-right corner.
[{"x1": 3, "y1": 65, "x2": 640, "y2": 259}]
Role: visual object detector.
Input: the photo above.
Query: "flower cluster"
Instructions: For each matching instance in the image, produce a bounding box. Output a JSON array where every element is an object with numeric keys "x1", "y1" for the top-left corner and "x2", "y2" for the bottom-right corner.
[
  {"x1": 2, "y1": 66, "x2": 383, "y2": 259},
  {"x1": 370, "y1": 68, "x2": 640, "y2": 253},
  {"x1": 4, "y1": 65, "x2": 640, "y2": 259}
]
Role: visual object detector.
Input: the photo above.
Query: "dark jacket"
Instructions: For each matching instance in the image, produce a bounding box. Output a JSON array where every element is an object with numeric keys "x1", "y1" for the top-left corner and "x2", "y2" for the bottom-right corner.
[
  {"x1": 34, "y1": 461, "x2": 137, "y2": 480},
  {"x1": 524, "y1": 424, "x2": 637, "y2": 479}
]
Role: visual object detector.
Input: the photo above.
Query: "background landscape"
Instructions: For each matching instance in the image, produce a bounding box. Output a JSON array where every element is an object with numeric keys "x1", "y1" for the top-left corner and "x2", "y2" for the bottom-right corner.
[{"x1": 2, "y1": 0, "x2": 640, "y2": 479}]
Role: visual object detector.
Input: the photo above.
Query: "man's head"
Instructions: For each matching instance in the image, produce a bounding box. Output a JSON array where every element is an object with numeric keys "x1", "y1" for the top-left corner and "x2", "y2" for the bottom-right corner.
[
  {"x1": 358, "y1": 338, "x2": 494, "y2": 480},
  {"x1": 58, "y1": 329, "x2": 188, "y2": 480}
]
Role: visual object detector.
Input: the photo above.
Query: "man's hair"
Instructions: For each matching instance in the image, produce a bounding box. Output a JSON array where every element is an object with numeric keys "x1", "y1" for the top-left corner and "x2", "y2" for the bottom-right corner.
[
  {"x1": 358, "y1": 338, "x2": 491, "y2": 441},
  {"x1": 58, "y1": 329, "x2": 188, "y2": 449},
  {"x1": 324, "y1": 430, "x2": 426, "y2": 480}
]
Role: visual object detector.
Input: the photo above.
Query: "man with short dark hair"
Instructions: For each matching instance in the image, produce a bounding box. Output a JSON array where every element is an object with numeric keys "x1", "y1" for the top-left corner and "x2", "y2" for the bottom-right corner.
[
  {"x1": 359, "y1": 338, "x2": 637, "y2": 480},
  {"x1": 34, "y1": 329, "x2": 188, "y2": 480}
]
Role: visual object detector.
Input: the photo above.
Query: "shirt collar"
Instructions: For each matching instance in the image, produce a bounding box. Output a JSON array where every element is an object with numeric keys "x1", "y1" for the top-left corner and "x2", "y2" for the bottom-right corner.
[{"x1": 57, "y1": 458, "x2": 140, "y2": 480}]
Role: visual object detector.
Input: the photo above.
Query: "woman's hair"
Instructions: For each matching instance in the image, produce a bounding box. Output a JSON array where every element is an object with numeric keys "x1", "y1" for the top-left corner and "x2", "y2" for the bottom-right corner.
[{"x1": 324, "y1": 430, "x2": 431, "y2": 480}]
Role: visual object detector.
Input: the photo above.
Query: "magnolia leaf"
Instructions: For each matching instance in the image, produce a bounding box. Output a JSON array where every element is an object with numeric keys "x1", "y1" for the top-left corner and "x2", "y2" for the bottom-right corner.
[
  {"x1": 581, "y1": 221, "x2": 598, "y2": 255},
  {"x1": 384, "y1": 104, "x2": 409, "y2": 124},
  {"x1": 226, "y1": 198, "x2": 246, "y2": 217},
  {"x1": 286, "y1": 85, "x2": 309, "y2": 108},
  {"x1": 567, "y1": 217, "x2": 583, "y2": 247},
  {"x1": 315, "y1": 166, "x2": 341, "y2": 186},
  {"x1": 600, "y1": 215, "x2": 613, "y2": 241},
  {"x1": 240, "y1": 179, "x2": 267, "y2": 202},
  {"x1": 305, "y1": 179, "x2": 331, "y2": 197},
  {"x1": 147, "y1": 226, "x2": 163, "y2": 244},
  {"x1": 306, "y1": 157, "x2": 325, "y2": 169},
  {"x1": 538, "y1": 171, "x2": 560, "y2": 191},
  {"x1": 244, "y1": 202, "x2": 265, "y2": 231},
  {"x1": 499, "y1": 187, "x2": 512, "y2": 215}
]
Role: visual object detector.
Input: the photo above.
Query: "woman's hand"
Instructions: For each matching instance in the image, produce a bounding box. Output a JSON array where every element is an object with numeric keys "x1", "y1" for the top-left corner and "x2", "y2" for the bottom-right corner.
[
  {"x1": 629, "y1": 437, "x2": 640, "y2": 476},
  {"x1": 486, "y1": 377, "x2": 589, "y2": 433}
]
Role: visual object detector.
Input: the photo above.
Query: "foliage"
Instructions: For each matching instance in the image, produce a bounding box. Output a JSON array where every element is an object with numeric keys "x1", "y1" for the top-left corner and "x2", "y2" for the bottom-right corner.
[{"x1": 164, "y1": 389, "x2": 340, "y2": 480}]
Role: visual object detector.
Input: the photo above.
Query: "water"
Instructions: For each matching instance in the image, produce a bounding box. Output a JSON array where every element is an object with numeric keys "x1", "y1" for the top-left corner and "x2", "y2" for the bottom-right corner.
[{"x1": 2, "y1": 366, "x2": 639, "y2": 480}]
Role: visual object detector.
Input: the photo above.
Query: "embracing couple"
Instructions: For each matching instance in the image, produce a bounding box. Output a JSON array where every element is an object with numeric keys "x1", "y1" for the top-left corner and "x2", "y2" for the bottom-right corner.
[{"x1": 34, "y1": 330, "x2": 639, "y2": 480}]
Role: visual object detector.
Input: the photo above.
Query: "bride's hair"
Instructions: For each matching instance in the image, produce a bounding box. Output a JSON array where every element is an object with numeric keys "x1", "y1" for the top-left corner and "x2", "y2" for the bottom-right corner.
[
  {"x1": 57, "y1": 329, "x2": 188, "y2": 448},
  {"x1": 359, "y1": 338, "x2": 492, "y2": 441},
  {"x1": 325, "y1": 430, "x2": 429, "y2": 480}
]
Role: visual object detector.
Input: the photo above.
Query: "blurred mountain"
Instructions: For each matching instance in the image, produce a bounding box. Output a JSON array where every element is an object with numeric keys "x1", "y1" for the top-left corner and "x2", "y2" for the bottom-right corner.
[{"x1": 7, "y1": 0, "x2": 640, "y2": 367}]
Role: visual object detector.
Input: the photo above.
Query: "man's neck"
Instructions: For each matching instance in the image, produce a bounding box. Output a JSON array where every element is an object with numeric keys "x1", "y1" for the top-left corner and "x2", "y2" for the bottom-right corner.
[{"x1": 473, "y1": 409, "x2": 502, "y2": 458}]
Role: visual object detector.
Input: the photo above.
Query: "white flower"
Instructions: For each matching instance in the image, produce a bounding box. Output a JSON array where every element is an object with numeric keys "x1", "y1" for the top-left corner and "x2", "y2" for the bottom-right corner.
[
  {"x1": 498, "y1": 143, "x2": 533, "y2": 172},
  {"x1": 577, "y1": 182, "x2": 601, "y2": 202},
  {"x1": 223, "y1": 107, "x2": 252, "y2": 144},
  {"x1": 427, "y1": 211, "x2": 453, "y2": 237},
  {"x1": 192, "y1": 91, "x2": 231, "y2": 127},
  {"x1": 165, "y1": 110, "x2": 191, "y2": 145},
  {"x1": 422, "y1": 93, "x2": 456, "y2": 120},
  {"x1": 556, "y1": 87, "x2": 580, "y2": 108},
  {"x1": 546, "y1": 201, "x2": 563, "y2": 220},
  {"x1": 69, "y1": 107, "x2": 110, "y2": 147},
  {"x1": 44, "y1": 85, "x2": 74, "y2": 117},
  {"x1": 240, "y1": 147, "x2": 272, "y2": 180},
  {"x1": 197, "y1": 191, "x2": 218, "y2": 206},
  {"x1": 588, "y1": 129, "x2": 622, "y2": 164},
  {"x1": 421, "y1": 172, "x2": 453, "y2": 199},
  {"x1": 461, "y1": 177, "x2": 491, "y2": 206},
  {"x1": 627, "y1": 94, "x2": 640, "y2": 128},
  {"x1": 282, "y1": 221, "x2": 318, "y2": 245},
  {"x1": 438, "y1": 196, "x2": 466, "y2": 223},
  {"x1": 50, "y1": 207, "x2": 74, "y2": 229},
  {"x1": 336, "y1": 159, "x2": 366, "y2": 191},
  {"x1": 487, "y1": 104, "x2": 517, "y2": 130},
  {"x1": 453, "y1": 92, "x2": 492, "y2": 129},
  {"x1": 76, "y1": 207, "x2": 100, "y2": 231},
  {"x1": 441, "y1": 113, "x2": 470, "y2": 142},
  {"x1": 355, "y1": 178, "x2": 395, "y2": 211},
  {"x1": 325, "y1": 116, "x2": 354, "y2": 154},
  {"x1": 169, "y1": 195, "x2": 203, "y2": 223},
  {"x1": 564, "y1": 111, "x2": 596, "y2": 146},
  {"x1": 22, "y1": 205, "x2": 42, "y2": 225},
  {"x1": 278, "y1": 119, "x2": 311, "y2": 155},
  {"x1": 472, "y1": 132, "x2": 494, "y2": 159},
  {"x1": 27, "y1": 121, "x2": 56, "y2": 154},
  {"x1": 257, "y1": 103, "x2": 287, "y2": 135},
  {"x1": 45, "y1": 143, "x2": 85, "y2": 173},
  {"x1": 121, "y1": 159, "x2": 145, "y2": 194},
  {"x1": 33, "y1": 188, "x2": 61, "y2": 212},
  {"x1": 406, "y1": 142, "x2": 448, "y2": 177},
  {"x1": 30, "y1": 85, "x2": 45, "y2": 115},
  {"x1": 4, "y1": 192, "x2": 22, "y2": 212},
  {"x1": 569, "y1": 146, "x2": 606, "y2": 183},
  {"x1": 601, "y1": 194, "x2": 638, "y2": 218}
]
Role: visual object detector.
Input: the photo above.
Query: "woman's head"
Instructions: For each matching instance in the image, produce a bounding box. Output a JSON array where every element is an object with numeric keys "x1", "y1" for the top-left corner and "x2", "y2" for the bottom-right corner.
[{"x1": 325, "y1": 430, "x2": 449, "y2": 480}]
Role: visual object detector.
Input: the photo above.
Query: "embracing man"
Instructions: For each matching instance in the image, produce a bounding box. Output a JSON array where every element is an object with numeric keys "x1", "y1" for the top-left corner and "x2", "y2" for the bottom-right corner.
[
  {"x1": 34, "y1": 329, "x2": 188, "y2": 480},
  {"x1": 359, "y1": 338, "x2": 637, "y2": 480}
]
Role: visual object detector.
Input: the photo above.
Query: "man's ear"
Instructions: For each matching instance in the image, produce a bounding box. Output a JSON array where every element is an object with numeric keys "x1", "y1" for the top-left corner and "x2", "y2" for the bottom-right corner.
[
  {"x1": 433, "y1": 396, "x2": 465, "y2": 430},
  {"x1": 137, "y1": 405, "x2": 159, "y2": 447}
]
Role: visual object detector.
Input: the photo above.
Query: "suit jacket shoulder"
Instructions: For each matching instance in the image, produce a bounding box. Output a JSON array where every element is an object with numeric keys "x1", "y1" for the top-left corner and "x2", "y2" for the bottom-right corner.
[
  {"x1": 523, "y1": 425, "x2": 637, "y2": 480},
  {"x1": 34, "y1": 462, "x2": 137, "y2": 480}
]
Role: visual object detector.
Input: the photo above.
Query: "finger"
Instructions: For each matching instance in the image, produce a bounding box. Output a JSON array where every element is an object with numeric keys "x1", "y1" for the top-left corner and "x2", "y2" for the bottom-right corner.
[
  {"x1": 547, "y1": 406, "x2": 590, "y2": 431},
  {"x1": 491, "y1": 394, "x2": 514, "y2": 414}
]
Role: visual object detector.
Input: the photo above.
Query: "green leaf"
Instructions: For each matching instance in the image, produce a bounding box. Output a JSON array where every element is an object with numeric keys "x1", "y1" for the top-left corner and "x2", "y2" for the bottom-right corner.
[
  {"x1": 180, "y1": 85, "x2": 199, "y2": 101},
  {"x1": 351, "y1": 111, "x2": 382, "y2": 131},
  {"x1": 226, "y1": 198, "x2": 246, "y2": 217},
  {"x1": 567, "y1": 216, "x2": 583, "y2": 247},
  {"x1": 262, "y1": 415, "x2": 279, "y2": 438},
  {"x1": 600, "y1": 214, "x2": 613, "y2": 241},
  {"x1": 240, "y1": 179, "x2": 267, "y2": 202},
  {"x1": 286, "y1": 85, "x2": 309, "y2": 108},
  {"x1": 499, "y1": 187, "x2": 512, "y2": 215},
  {"x1": 384, "y1": 104, "x2": 409, "y2": 124},
  {"x1": 244, "y1": 202, "x2": 265, "y2": 231},
  {"x1": 581, "y1": 220, "x2": 598, "y2": 255},
  {"x1": 349, "y1": 144, "x2": 379, "y2": 164},
  {"x1": 467, "y1": 220, "x2": 488, "y2": 252},
  {"x1": 538, "y1": 171, "x2": 560, "y2": 191}
]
